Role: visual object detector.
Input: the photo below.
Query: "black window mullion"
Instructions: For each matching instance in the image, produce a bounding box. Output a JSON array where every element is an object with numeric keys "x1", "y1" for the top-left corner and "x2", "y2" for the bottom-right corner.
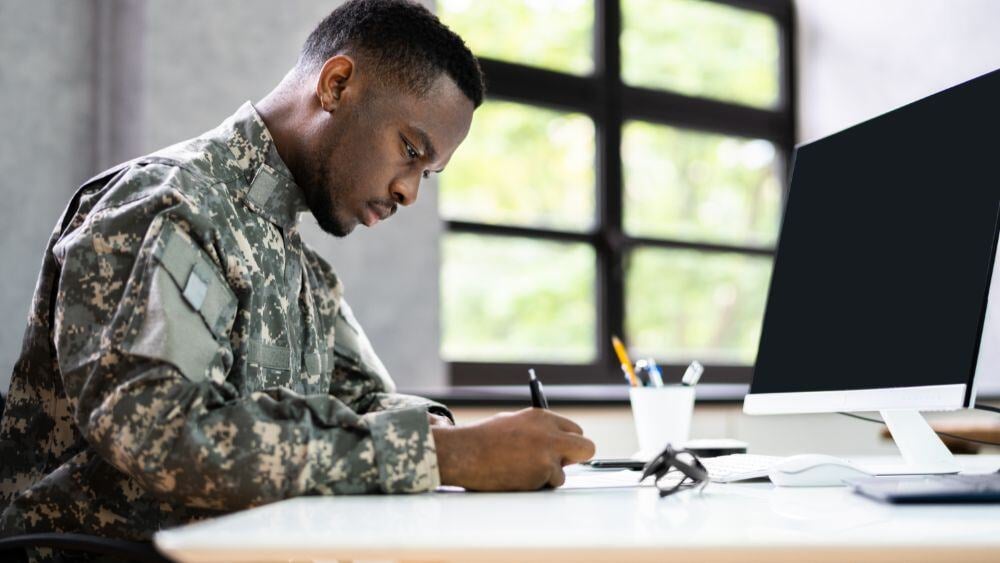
[
  {"x1": 479, "y1": 60, "x2": 791, "y2": 146},
  {"x1": 594, "y1": 0, "x2": 624, "y2": 380},
  {"x1": 445, "y1": 220, "x2": 598, "y2": 246},
  {"x1": 626, "y1": 236, "x2": 775, "y2": 258},
  {"x1": 477, "y1": 59, "x2": 597, "y2": 114},
  {"x1": 451, "y1": 361, "x2": 753, "y2": 386},
  {"x1": 447, "y1": 220, "x2": 776, "y2": 257},
  {"x1": 708, "y1": 0, "x2": 789, "y2": 19},
  {"x1": 780, "y1": 0, "x2": 797, "y2": 200},
  {"x1": 622, "y1": 86, "x2": 791, "y2": 146}
]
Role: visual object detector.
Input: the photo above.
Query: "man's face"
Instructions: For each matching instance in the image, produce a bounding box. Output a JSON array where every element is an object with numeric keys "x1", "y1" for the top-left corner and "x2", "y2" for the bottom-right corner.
[{"x1": 299, "y1": 70, "x2": 475, "y2": 237}]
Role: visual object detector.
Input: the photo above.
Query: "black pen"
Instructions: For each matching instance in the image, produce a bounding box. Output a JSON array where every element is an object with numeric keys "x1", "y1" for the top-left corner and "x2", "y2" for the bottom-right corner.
[{"x1": 528, "y1": 368, "x2": 549, "y2": 409}]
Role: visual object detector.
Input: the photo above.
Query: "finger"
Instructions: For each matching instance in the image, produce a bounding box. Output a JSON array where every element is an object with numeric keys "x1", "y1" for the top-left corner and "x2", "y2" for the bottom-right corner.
[
  {"x1": 556, "y1": 433, "x2": 597, "y2": 463},
  {"x1": 547, "y1": 465, "x2": 566, "y2": 488},
  {"x1": 542, "y1": 411, "x2": 584, "y2": 435}
]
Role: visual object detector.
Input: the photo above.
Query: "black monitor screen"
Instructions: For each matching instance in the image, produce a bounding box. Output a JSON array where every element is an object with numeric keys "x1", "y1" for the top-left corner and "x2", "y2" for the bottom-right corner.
[{"x1": 750, "y1": 69, "x2": 1000, "y2": 396}]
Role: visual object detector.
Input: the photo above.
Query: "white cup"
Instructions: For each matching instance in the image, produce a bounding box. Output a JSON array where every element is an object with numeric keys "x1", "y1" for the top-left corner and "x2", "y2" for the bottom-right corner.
[{"x1": 629, "y1": 385, "x2": 696, "y2": 461}]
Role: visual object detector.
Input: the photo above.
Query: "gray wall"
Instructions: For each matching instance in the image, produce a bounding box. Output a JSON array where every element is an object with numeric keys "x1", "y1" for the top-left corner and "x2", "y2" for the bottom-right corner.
[
  {"x1": 795, "y1": 0, "x2": 1000, "y2": 394},
  {"x1": 796, "y1": 0, "x2": 1000, "y2": 142},
  {"x1": 0, "y1": 2, "x2": 97, "y2": 391},
  {"x1": 0, "y1": 0, "x2": 444, "y2": 392}
]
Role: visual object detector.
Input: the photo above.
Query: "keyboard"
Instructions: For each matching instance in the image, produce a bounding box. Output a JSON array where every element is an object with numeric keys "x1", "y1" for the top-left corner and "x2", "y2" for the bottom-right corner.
[
  {"x1": 848, "y1": 473, "x2": 1000, "y2": 503},
  {"x1": 701, "y1": 454, "x2": 784, "y2": 483}
]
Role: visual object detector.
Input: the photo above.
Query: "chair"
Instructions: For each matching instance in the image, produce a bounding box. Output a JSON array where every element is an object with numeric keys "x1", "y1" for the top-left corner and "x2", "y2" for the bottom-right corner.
[{"x1": 0, "y1": 533, "x2": 169, "y2": 563}]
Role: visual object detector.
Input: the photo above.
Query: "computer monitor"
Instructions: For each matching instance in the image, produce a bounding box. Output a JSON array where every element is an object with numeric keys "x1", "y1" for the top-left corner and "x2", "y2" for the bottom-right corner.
[{"x1": 743, "y1": 68, "x2": 1000, "y2": 474}]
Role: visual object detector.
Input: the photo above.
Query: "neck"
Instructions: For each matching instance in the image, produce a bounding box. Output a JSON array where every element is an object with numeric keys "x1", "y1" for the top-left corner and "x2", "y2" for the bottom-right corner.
[{"x1": 256, "y1": 75, "x2": 309, "y2": 176}]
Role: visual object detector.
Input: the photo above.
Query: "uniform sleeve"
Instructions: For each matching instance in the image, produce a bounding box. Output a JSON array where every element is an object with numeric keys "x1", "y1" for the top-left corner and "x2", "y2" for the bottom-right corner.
[
  {"x1": 327, "y1": 299, "x2": 454, "y2": 423},
  {"x1": 361, "y1": 393, "x2": 454, "y2": 423},
  {"x1": 54, "y1": 185, "x2": 439, "y2": 512}
]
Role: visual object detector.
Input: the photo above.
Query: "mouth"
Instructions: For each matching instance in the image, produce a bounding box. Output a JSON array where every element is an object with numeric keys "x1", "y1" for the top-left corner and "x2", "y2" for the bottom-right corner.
[{"x1": 362, "y1": 202, "x2": 394, "y2": 227}]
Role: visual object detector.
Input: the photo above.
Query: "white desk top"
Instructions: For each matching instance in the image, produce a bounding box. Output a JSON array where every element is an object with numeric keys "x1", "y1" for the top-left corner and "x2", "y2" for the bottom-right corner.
[{"x1": 155, "y1": 456, "x2": 1000, "y2": 563}]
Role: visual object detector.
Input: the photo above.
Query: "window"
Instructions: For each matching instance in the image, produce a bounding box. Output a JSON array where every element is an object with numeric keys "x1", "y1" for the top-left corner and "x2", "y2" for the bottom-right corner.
[{"x1": 439, "y1": 0, "x2": 795, "y2": 385}]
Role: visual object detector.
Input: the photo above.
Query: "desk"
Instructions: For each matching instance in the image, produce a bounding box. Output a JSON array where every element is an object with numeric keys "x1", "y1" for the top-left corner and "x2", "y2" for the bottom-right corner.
[
  {"x1": 881, "y1": 421, "x2": 1000, "y2": 454},
  {"x1": 155, "y1": 455, "x2": 1000, "y2": 563}
]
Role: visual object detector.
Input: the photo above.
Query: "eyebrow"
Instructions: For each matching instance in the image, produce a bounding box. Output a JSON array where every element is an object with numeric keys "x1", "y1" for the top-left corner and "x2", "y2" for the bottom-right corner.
[{"x1": 411, "y1": 126, "x2": 439, "y2": 164}]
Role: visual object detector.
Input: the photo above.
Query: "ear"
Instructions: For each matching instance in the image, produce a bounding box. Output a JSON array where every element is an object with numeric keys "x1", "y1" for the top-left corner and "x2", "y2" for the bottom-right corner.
[{"x1": 315, "y1": 55, "x2": 355, "y2": 112}]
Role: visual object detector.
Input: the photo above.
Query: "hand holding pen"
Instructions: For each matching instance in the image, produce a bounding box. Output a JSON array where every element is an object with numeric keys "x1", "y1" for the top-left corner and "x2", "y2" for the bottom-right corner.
[
  {"x1": 528, "y1": 368, "x2": 549, "y2": 409},
  {"x1": 430, "y1": 369, "x2": 594, "y2": 491}
]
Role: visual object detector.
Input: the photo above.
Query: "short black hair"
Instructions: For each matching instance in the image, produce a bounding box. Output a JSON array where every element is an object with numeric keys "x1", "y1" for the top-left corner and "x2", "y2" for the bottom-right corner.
[{"x1": 299, "y1": 0, "x2": 485, "y2": 107}]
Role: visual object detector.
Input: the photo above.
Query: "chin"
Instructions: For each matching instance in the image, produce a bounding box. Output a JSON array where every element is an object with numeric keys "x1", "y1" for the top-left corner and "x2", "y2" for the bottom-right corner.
[
  {"x1": 327, "y1": 223, "x2": 355, "y2": 238},
  {"x1": 314, "y1": 213, "x2": 354, "y2": 238}
]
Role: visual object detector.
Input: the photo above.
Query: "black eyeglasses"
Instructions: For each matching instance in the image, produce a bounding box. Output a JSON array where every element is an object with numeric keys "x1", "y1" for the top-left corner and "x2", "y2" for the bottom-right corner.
[{"x1": 639, "y1": 444, "x2": 709, "y2": 498}]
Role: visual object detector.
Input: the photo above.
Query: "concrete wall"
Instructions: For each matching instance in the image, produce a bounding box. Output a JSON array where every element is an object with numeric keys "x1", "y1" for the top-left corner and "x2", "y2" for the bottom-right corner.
[
  {"x1": 0, "y1": 2, "x2": 96, "y2": 391},
  {"x1": 796, "y1": 0, "x2": 1000, "y2": 144},
  {"x1": 0, "y1": 0, "x2": 444, "y2": 392}
]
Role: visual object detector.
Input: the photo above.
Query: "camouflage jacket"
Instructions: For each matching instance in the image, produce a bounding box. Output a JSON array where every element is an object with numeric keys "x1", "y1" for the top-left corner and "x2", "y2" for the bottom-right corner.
[{"x1": 0, "y1": 102, "x2": 449, "y2": 542}]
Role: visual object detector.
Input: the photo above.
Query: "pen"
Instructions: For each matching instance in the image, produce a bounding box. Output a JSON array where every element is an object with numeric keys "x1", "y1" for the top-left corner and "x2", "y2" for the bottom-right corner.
[
  {"x1": 647, "y1": 359, "x2": 664, "y2": 388},
  {"x1": 681, "y1": 360, "x2": 704, "y2": 386},
  {"x1": 611, "y1": 336, "x2": 640, "y2": 387},
  {"x1": 635, "y1": 358, "x2": 664, "y2": 388},
  {"x1": 528, "y1": 368, "x2": 549, "y2": 409},
  {"x1": 634, "y1": 359, "x2": 651, "y2": 387}
]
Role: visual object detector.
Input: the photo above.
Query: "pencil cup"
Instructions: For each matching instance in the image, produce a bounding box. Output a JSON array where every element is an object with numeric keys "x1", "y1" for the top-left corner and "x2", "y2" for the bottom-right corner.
[{"x1": 629, "y1": 386, "x2": 695, "y2": 460}]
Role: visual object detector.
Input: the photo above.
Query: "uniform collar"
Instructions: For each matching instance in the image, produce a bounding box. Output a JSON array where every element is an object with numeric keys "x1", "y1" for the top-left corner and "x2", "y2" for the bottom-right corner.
[{"x1": 221, "y1": 102, "x2": 308, "y2": 230}]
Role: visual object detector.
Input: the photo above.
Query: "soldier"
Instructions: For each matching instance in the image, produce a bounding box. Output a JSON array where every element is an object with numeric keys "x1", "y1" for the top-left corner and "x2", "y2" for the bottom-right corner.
[{"x1": 0, "y1": 0, "x2": 596, "y2": 558}]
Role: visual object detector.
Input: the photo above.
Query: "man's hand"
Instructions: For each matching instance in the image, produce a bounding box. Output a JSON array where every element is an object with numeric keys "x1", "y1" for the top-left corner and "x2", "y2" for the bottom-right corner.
[{"x1": 432, "y1": 408, "x2": 596, "y2": 491}]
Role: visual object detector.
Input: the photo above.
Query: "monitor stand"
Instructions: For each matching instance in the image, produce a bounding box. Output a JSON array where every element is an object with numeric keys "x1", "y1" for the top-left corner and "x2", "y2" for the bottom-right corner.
[{"x1": 863, "y1": 410, "x2": 961, "y2": 475}]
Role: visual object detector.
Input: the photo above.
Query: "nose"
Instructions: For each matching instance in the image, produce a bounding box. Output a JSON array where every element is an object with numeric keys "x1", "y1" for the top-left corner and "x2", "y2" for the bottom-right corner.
[{"x1": 390, "y1": 175, "x2": 420, "y2": 206}]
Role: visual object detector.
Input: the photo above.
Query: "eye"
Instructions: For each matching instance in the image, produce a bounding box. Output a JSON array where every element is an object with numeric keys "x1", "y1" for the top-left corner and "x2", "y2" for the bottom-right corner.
[{"x1": 402, "y1": 137, "x2": 419, "y2": 160}]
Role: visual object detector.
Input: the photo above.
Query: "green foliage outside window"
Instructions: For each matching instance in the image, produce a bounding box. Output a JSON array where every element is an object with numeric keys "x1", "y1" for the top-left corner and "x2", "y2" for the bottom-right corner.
[
  {"x1": 622, "y1": 0, "x2": 780, "y2": 108},
  {"x1": 439, "y1": 101, "x2": 596, "y2": 231},
  {"x1": 623, "y1": 121, "x2": 782, "y2": 246},
  {"x1": 441, "y1": 234, "x2": 596, "y2": 363},
  {"x1": 438, "y1": 0, "x2": 593, "y2": 75},
  {"x1": 626, "y1": 248, "x2": 772, "y2": 364}
]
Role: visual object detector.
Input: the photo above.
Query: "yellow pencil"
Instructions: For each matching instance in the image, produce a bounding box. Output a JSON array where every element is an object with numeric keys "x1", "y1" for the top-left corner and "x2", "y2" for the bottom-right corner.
[{"x1": 611, "y1": 335, "x2": 639, "y2": 387}]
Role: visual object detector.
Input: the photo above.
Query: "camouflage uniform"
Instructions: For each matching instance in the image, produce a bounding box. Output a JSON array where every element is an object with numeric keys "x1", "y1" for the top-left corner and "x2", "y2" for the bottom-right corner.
[{"x1": 0, "y1": 103, "x2": 450, "y2": 548}]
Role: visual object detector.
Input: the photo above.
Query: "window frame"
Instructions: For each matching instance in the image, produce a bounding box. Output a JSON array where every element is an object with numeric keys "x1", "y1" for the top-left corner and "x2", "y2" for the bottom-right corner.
[{"x1": 445, "y1": 0, "x2": 796, "y2": 386}]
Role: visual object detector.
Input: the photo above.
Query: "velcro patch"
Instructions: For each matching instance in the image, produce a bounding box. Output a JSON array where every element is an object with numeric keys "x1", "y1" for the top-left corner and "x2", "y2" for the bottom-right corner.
[
  {"x1": 154, "y1": 223, "x2": 237, "y2": 339},
  {"x1": 182, "y1": 267, "x2": 209, "y2": 310}
]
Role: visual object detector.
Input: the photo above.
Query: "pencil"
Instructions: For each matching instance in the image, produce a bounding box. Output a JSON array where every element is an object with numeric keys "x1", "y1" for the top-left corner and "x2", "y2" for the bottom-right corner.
[{"x1": 611, "y1": 335, "x2": 640, "y2": 387}]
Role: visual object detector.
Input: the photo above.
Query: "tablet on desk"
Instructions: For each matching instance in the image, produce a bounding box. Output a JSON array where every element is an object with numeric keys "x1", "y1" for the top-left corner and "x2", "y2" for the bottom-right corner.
[
  {"x1": 583, "y1": 458, "x2": 646, "y2": 470},
  {"x1": 584, "y1": 440, "x2": 749, "y2": 471},
  {"x1": 848, "y1": 474, "x2": 1000, "y2": 504}
]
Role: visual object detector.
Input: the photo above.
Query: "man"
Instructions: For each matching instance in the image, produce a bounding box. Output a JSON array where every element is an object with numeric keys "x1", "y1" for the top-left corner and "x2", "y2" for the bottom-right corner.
[{"x1": 0, "y1": 0, "x2": 596, "y2": 550}]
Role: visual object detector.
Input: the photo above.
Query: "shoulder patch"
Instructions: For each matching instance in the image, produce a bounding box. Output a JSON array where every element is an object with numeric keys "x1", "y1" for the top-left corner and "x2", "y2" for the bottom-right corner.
[
  {"x1": 155, "y1": 223, "x2": 237, "y2": 338},
  {"x1": 124, "y1": 222, "x2": 237, "y2": 382}
]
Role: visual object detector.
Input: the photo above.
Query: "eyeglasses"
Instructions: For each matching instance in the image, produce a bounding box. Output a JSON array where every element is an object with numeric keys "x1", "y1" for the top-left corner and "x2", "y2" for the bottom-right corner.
[{"x1": 639, "y1": 444, "x2": 709, "y2": 498}]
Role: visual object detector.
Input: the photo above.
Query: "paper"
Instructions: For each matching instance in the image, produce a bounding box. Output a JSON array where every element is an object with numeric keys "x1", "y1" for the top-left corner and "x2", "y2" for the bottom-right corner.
[
  {"x1": 433, "y1": 466, "x2": 681, "y2": 492},
  {"x1": 559, "y1": 465, "x2": 678, "y2": 490},
  {"x1": 561, "y1": 470, "x2": 651, "y2": 489}
]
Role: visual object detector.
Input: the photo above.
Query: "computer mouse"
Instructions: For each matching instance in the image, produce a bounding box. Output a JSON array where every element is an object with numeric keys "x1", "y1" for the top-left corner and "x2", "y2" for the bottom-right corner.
[{"x1": 768, "y1": 454, "x2": 872, "y2": 487}]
